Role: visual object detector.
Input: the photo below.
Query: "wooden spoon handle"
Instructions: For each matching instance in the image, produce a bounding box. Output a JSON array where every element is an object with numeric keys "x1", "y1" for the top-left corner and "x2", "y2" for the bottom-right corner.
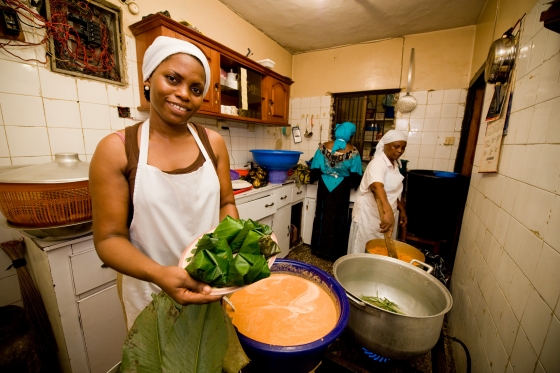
[{"x1": 375, "y1": 197, "x2": 399, "y2": 259}]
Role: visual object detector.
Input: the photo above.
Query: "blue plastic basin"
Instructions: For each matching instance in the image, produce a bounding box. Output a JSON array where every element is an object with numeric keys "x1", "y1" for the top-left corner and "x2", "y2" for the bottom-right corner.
[
  {"x1": 236, "y1": 259, "x2": 350, "y2": 373},
  {"x1": 250, "y1": 150, "x2": 303, "y2": 170}
]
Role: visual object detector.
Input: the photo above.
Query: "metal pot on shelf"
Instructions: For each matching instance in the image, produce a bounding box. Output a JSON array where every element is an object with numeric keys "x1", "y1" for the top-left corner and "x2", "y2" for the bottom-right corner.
[
  {"x1": 0, "y1": 153, "x2": 92, "y2": 240},
  {"x1": 333, "y1": 254, "x2": 452, "y2": 359}
]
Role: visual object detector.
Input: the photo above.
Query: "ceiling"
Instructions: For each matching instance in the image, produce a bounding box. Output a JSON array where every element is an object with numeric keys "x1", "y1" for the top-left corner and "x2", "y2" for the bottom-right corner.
[{"x1": 218, "y1": 0, "x2": 487, "y2": 54}]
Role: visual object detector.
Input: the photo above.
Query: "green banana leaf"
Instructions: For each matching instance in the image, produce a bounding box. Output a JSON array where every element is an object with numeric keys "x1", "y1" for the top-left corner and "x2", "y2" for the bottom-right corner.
[
  {"x1": 212, "y1": 215, "x2": 244, "y2": 243},
  {"x1": 192, "y1": 234, "x2": 218, "y2": 256},
  {"x1": 222, "y1": 308, "x2": 250, "y2": 372},
  {"x1": 229, "y1": 219, "x2": 257, "y2": 252},
  {"x1": 239, "y1": 230, "x2": 263, "y2": 255},
  {"x1": 226, "y1": 253, "x2": 270, "y2": 286},
  {"x1": 258, "y1": 235, "x2": 281, "y2": 258},
  {"x1": 121, "y1": 292, "x2": 229, "y2": 373},
  {"x1": 185, "y1": 249, "x2": 230, "y2": 287},
  {"x1": 255, "y1": 222, "x2": 273, "y2": 235},
  {"x1": 121, "y1": 292, "x2": 180, "y2": 372}
]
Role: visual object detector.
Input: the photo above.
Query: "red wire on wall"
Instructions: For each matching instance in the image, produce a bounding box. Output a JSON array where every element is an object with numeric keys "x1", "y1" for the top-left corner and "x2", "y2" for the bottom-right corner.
[{"x1": 1, "y1": 0, "x2": 120, "y2": 81}]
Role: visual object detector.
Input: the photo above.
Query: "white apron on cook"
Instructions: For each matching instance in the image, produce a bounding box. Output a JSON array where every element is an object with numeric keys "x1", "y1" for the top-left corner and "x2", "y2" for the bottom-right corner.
[
  {"x1": 122, "y1": 119, "x2": 220, "y2": 329},
  {"x1": 348, "y1": 167, "x2": 403, "y2": 254}
]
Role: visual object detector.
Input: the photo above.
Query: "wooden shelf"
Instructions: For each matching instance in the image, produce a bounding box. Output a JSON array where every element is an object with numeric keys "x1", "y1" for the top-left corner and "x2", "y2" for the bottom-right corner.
[{"x1": 129, "y1": 14, "x2": 292, "y2": 126}]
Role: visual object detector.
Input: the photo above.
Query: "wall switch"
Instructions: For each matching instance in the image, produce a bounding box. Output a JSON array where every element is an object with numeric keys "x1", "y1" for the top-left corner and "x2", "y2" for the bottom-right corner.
[
  {"x1": 444, "y1": 137, "x2": 455, "y2": 145},
  {"x1": 247, "y1": 123, "x2": 255, "y2": 132}
]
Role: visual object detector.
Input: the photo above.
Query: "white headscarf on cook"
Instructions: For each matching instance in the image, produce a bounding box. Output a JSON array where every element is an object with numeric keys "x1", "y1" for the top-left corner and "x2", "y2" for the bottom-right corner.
[
  {"x1": 374, "y1": 130, "x2": 408, "y2": 157},
  {"x1": 142, "y1": 36, "x2": 211, "y2": 97}
]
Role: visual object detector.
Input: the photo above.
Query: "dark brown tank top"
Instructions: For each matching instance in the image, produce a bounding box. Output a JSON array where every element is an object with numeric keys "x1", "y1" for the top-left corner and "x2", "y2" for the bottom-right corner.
[{"x1": 122, "y1": 122, "x2": 218, "y2": 223}]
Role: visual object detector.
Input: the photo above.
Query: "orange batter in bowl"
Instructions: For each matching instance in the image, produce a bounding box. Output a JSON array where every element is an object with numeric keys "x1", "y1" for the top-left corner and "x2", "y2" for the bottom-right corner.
[
  {"x1": 226, "y1": 274, "x2": 338, "y2": 346},
  {"x1": 366, "y1": 246, "x2": 414, "y2": 263}
]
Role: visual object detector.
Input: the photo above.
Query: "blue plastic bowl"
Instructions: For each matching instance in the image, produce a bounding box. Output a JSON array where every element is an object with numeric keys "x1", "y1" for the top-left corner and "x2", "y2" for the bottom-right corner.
[
  {"x1": 236, "y1": 259, "x2": 350, "y2": 373},
  {"x1": 250, "y1": 150, "x2": 303, "y2": 170},
  {"x1": 433, "y1": 171, "x2": 460, "y2": 178}
]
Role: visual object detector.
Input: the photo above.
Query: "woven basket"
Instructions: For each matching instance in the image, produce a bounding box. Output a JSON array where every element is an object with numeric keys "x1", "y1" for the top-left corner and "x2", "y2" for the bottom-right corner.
[{"x1": 0, "y1": 181, "x2": 91, "y2": 227}]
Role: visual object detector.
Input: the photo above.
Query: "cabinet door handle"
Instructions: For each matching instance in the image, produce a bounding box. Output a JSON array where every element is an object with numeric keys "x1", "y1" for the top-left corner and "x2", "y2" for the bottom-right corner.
[
  {"x1": 265, "y1": 202, "x2": 275, "y2": 207},
  {"x1": 101, "y1": 263, "x2": 109, "y2": 268},
  {"x1": 297, "y1": 191, "x2": 303, "y2": 195},
  {"x1": 280, "y1": 195, "x2": 287, "y2": 200}
]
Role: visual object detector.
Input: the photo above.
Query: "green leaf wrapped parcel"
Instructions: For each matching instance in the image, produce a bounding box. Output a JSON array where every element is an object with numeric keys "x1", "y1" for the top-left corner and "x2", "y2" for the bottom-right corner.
[{"x1": 185, "y1": 216, "x2": 279, "y2": 287}]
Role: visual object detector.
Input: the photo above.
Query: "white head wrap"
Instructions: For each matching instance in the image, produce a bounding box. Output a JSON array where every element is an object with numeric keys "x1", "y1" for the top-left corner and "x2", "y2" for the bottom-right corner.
[
  {"x1": 375, "y1": 130, "x2": 408, "y2": 156},
  {"x1": 142, "y1": 36, "x2": 211, "y2": 97}
]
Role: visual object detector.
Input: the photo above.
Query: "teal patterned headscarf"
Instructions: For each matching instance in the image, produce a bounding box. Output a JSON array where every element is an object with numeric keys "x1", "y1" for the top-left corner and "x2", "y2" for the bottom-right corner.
[{"x1": 331, "y1": 122, "x2": 356, "y2": 152}]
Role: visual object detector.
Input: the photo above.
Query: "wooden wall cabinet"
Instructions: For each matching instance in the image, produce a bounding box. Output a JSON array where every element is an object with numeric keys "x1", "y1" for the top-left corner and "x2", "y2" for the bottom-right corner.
[
  {"x1": 129, "y1": 14, "x2": 293, "y2": 126},
  {"x1": 265, "y1": 76, "x2": 290, "y2": 123}
]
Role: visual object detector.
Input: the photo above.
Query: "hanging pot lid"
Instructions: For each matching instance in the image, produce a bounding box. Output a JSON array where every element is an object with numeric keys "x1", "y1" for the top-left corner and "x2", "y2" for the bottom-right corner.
[
  {"x1": 485, "y1": 32, "x2": 516, "y2": 84},
  {"x1": 0, "y1": 153, "x2": 89, "y2": 184}
]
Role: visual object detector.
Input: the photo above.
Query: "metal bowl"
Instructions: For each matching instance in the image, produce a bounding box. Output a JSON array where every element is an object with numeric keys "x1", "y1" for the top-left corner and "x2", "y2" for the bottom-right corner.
[
  {"x1": 0, "y1": 217, "x2": 92, "y2": 241},
  {"x1": 333, "y1": 254, "x2": 452, "y2": 359}
]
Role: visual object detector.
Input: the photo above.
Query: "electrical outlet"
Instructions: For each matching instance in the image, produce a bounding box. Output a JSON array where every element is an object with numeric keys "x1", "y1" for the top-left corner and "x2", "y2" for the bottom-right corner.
[
  {"x1": 444, "y1": 137, "x2": 455, "y2": 145},
  {"x1": 247, "y1": 123, "x2": 255, "y2": 132}
]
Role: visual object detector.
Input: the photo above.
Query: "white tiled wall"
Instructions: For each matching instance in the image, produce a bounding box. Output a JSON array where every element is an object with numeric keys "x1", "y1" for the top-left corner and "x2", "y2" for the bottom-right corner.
[
  {"x1": 288, "y1": 96, "x2": 333, "y2": 161},
  {"x1": 448, "y1": 2, "x2": 560, "y2": 373},
  {"x1": 0, "y1": 23, "x2": 148, "y2": 165},
  {"x1": 190, "y1": 117, "x2": 287, "y2": 169},
  {"x1": 286, "y1": 91, "x2": 466, "y2": 171},
  {"x1": 396, "y1": 88, "x2": 467, "y2": 172}
]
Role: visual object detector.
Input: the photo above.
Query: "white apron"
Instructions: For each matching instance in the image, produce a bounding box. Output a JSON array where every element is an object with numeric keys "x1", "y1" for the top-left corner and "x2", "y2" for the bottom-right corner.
[
  {"x1": 121, "y1": 119, "x2": 220, "y2": 329},
  {"x1": 348, "y1": 168, "x2": 403, "y2": 254}
]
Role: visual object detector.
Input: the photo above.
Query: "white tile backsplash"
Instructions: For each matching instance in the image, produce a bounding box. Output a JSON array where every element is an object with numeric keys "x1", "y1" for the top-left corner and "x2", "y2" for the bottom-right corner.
[
  {"x1": 80, "y1": 103, "x2": 111, "y2": 130},
  {"x1": 5, "y1": 126, "x2": 50, "y2": 156},
  {"x1": 0, "y1": 93, "x2": 45, "y2": 127},
  {"x1": 77, "y1": 79, "x2": 109, "y2": 105},
  {"x1": 44, "y1": 98, "x2": 81, "y2": 128},
  {"x1": 0, "y1": 127, "x2": 9, "y2": 157},
  {"x1": 48, "y1": 128, "x2": 86, "y2": 155},
  {"x1": 38, "y1": 67, "x2": 78, "y2": 101},
  {"x1": 83, "y1": 129, "x2": 111, "y2": 154},
  {"x1": 0, "y1": 59, "x2": 41, "y2": 96}
]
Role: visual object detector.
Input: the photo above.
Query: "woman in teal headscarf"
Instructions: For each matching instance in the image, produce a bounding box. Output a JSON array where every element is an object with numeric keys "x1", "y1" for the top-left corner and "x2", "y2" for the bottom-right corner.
[{"x1": 309, "y1": 122, "x2": 362, "y2": 260}]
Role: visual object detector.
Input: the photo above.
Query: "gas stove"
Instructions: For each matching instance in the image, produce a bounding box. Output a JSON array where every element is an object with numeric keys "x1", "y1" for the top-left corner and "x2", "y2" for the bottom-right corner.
[{"x1": 315, "y1": 332, "x2": 432, "y2": 373}]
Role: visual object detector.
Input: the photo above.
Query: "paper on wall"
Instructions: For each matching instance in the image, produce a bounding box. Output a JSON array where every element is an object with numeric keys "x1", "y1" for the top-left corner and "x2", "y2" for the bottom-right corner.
[{"x1": 240, "y1": 68, "x2": 248, "y2": 111}]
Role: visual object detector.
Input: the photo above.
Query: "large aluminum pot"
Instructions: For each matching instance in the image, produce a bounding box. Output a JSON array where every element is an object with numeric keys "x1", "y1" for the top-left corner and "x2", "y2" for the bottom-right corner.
[{"x1": 333, "y1": 254, "x2": 452, "y2": 359}]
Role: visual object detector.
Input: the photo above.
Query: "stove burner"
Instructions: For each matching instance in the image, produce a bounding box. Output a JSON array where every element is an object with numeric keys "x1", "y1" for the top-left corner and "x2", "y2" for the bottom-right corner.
[{"x1": 362, "y1": 348, "x2": 390, "y2": 363}]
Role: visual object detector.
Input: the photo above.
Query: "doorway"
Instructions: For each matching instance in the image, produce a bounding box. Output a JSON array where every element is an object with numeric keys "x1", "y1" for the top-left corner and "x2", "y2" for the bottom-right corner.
[{"x1": 454, "y1": 70, "x2": 487, "y2": 176}]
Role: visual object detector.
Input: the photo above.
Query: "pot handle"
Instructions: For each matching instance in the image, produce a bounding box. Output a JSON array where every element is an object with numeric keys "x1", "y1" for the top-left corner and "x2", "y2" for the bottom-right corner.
[
  {"x1": 345, "y1": 292, "x2": 383, "y2": 317},
  {"x1": 345, "y1": 291, "x2": 366, "y2": 307},
  {"x1": 410, "y1": 259, "x2": 434, "y2": 274}
]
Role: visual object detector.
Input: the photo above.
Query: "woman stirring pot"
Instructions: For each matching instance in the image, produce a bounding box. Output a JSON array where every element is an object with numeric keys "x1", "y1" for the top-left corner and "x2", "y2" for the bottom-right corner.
[
  {"x1": 90, "y1": 36, "x2": 237, "y2": 329},
  {"x1": 348, "y1": 130, "x2": 408, "y2": 254}
]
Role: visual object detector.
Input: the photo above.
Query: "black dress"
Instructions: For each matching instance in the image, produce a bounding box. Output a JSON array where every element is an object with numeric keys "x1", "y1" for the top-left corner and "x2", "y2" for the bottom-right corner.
[{"x1": 310, "y1": 146, "x2": 362, "y2": 260}]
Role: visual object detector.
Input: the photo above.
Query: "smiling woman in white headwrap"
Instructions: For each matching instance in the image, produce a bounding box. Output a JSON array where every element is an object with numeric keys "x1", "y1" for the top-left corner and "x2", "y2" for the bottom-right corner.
[
  {"x1": 348, "y1": 130, "x2": 408, "y2": 254},
  {"x1": 89, "y1": 36, "x2": 236, "y2": 328}
]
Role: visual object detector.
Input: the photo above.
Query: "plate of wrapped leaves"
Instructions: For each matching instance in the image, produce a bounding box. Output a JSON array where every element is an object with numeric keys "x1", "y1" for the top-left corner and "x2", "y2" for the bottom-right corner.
[{"x1": 179, "y1": 216, "x2": 279, "y2": 296}]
